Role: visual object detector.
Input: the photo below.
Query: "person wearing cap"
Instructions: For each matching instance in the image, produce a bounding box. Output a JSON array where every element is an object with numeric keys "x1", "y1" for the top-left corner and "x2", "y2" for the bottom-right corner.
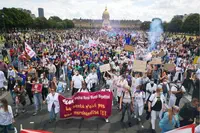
[
  {"x1": 119, "y1": 85, "x2": 134, "y2": 127},
  {"x1": 148, "y1": 85, "x2": 167, "y2": 133},
  {"x1": 159, "y1": 106, "x2": 180, "y2": 133},
  {"x1": 168, "y1": 80, "x2": 186, "y2": 107}
]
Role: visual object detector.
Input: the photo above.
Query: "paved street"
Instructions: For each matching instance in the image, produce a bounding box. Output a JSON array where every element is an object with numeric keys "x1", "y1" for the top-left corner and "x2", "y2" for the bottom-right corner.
[{"x1": 2, "y1": 89, "x2": 191, "y2": 133}]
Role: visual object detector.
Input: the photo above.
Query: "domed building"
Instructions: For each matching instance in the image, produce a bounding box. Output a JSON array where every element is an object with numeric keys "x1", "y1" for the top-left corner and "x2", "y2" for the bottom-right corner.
[{"x1": 102, "y1": 7, "x2": 111, "y2": 29}]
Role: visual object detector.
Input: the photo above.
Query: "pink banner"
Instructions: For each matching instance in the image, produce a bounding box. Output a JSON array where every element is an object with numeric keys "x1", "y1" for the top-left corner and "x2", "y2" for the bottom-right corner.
[{"x1": 59, "y1": 91, "x2": 113, "y2": 119}]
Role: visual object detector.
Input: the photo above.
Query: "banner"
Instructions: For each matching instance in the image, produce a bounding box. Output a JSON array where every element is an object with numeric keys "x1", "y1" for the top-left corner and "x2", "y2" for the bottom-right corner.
[
  {"x1": 158, "y1": 50, "x2": 165, "y2": 57},
  {"x1": 21, "y1": 129, "x2": 52, "y2": 133},
  {"x1": 165, "y1": 124, "x2": 195, "y2": 133},
  {"x1": 99, "y1": 64, "x2": 111, "y2": 72},
  {"x1": 25, "y1": 42, "x2": 36, "y2": 58},
  {"x1": 124, "y1": 45, "x2": 135, "y2": 52},
  {"x1": 133, "y1": 60, "x2": 147, "y2": 72},
  {"x1": 59, "y1": 91, "x2": 112, "y2": 119}
]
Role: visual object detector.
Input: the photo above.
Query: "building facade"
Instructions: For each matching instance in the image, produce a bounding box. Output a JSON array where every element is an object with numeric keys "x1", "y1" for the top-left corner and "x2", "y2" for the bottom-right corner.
[{"x1": 38, "y1": 8, "x2": 44, "y2": 17}]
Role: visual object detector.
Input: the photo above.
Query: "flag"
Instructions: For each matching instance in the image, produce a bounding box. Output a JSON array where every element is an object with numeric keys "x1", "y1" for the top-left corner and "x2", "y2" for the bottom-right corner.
[
  {"x1": 25, "y1": 42, "x2": 36, "y2": 58},
  {"x1": 20, "y1": 129, "x2": 52, "y2": 133},
  {"x1": 165, "y1": 124, "x2": 195, "y2": 133}
]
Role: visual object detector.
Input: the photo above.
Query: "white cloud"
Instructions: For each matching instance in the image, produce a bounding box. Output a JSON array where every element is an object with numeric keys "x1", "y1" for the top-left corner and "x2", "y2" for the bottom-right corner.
[{"x1": 0, "y1": 0, "x2": 199, "y2": 22}]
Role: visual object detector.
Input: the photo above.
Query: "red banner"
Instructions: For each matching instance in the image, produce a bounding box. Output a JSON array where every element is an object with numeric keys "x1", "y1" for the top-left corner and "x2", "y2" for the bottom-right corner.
[
  {"x1": 20, "y1": 129, "x2": 52, "y2": 133},
  {"x1": 59, "y1": 91, "x2": 113, "y2": 119},
  {"x1": 165, "y1": 124, "x2": 195, "y2": 133}
]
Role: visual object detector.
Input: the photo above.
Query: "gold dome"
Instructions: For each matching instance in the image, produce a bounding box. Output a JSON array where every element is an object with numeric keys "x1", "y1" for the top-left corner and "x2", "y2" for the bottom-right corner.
[{"x1": 102, "y1": 7, "x2": 110, "y2": 20}]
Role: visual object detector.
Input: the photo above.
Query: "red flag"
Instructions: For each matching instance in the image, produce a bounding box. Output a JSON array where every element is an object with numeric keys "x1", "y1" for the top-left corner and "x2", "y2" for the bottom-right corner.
[
  {"x1": 20, "y1": 129, "x2": 52, "y2": 133},
  {"x1": 165, "y1": 124, "x2": 195, "y2": 133}
]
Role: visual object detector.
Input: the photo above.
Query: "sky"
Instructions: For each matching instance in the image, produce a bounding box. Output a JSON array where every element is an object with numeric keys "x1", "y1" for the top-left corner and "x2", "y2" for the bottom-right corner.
[{"x1": 0, "y1": 0, "x2": 200, "y2": 22}]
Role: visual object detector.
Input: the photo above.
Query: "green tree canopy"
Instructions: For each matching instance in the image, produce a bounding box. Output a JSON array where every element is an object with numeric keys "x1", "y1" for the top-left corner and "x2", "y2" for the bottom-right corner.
[
  {"x1": 167, "y1": 15, "x2": 183, "y2": 33},
  {"x1": 140, "y1": 21, "x2": 151, "y2": 31}
]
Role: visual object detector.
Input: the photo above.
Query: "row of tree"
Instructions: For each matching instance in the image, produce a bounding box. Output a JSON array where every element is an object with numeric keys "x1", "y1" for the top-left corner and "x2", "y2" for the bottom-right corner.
[
  {"x1": 0, "y1": 8, "x2": 74, "y2": 31},
  {"x1": 140, "y1": 13, "x2": 200, "y2": 35}
]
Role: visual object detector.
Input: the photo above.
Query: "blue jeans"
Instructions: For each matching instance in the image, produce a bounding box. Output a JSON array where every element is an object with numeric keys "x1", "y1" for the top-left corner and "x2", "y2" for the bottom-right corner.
[
  {"x1": 10, "y1": 90, "x2": 15, "y2": 104},
  {"x1": 33, "y1": 93, "x2": 42, "y2": 112},
  {"x1": 121, "y1": 103, "x2": 131, "y2": 123},
  {"x1": 48, "y1": 73, "x2": 55, "y2": 81},
  {"x1": 49, "y1": 106, "x2": 57, "y2": 121},
  {"x1": 0, "y1": 124, "x2": 14, "y2": 133}
]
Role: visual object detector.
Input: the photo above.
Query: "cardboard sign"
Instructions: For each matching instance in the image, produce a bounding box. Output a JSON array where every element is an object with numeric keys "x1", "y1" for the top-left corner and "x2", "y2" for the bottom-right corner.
[
  {"x1": 164, "y1": 63, "x2": 175, "y2": 71},
  {"x1": 99, "y1": 64, "x2": 111, "y2": 72},
  {"x1": 133, "y1": 60, "x2": 147, "y2": 72},
  {"x1": 150, "y1": 58, "x2": 162, "y2": 64},
  {"x1": 158, "y1": 51, "x2": 165, "y2": 57},
  {"x1": 124, "y1": 45, "x2": 135, "y2": 52}
]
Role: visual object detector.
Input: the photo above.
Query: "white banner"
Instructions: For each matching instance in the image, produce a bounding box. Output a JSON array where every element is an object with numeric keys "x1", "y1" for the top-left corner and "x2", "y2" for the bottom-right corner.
[
  {"x1": 166, "y1": 124, "x2": 195, "y2": 133},
  {"x1": 25, "y1": 43, "x2": 36, "y2": 58}
]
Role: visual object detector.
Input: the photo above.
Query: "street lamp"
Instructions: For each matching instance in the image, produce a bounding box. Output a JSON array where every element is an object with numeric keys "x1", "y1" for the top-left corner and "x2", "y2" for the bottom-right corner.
[{"x1": 1, "y1": 14, "x2": 5, "y2": 33}]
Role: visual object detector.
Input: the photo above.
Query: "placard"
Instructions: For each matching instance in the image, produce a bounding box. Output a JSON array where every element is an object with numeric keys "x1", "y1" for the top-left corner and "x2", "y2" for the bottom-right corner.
[
  {"x1": 150, "y1": 58, "x2": 162, "y2": 64},
  {"x1": 158, "y1": 51, "x2": 165, "y2": 57},
  {"x1": 124, "y1": 45, "x2": 135, "y2": 52},
  {"x1": 164, "y1": 63, "x2": 176, "y2": 71},
  {"x1": 133, "y1": 60, "x2": 147, "y2": 72},
  {"x1": 99, "y1": 64, "x2": 111, "y2": 72}
]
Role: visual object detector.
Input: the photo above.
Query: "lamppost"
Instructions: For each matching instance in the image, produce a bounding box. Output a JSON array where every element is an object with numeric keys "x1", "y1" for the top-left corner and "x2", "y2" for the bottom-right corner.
[{"x1": 1, "y1": 14, "x2": 6, "y2": 34}]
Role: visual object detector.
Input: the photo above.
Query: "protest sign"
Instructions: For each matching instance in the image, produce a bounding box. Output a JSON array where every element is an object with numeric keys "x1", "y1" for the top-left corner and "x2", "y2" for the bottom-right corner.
[
  {"x1": 150, "y1": 58, "x2": 162, "y2": 64},
  {"x1": 25, "y1": 42, "x2": 36, "y2": 58},
  {"x1": 158, "y1": 50, "x2": 165, "y2": 57},
  {"x1": 59, "y1": 91, "x2": 112, "y2": 119},
  {"x1": 124, "y1": 45, "x2": 135, "y2": 52},
  {"x1": 99, "y1": 64, "x2": 111, "y2": 72},
  {"x1": 165, "y1": 124, "x2": 195, "y2": 133},
  {"x1": 133, "y1": 60, "x2": 147, "y2": 72},
  {"x1": 164, "y1": 63, "x2": 175, "y2": 71}
]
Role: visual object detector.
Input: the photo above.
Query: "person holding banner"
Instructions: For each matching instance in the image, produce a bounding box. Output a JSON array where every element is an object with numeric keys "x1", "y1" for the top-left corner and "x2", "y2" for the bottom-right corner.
[
  {"x1": 148, "y1": 85, "x2": 167, "y2": 133},
  {"x1": 43, "y1": 87, "x2": 60, "y2": 123},
  {"x1": 119, "y1": 85, "x2": 134, "y2": 127}
]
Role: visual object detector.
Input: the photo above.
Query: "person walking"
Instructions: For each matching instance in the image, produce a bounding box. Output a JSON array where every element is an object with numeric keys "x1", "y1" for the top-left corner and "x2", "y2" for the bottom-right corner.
[
  {"x1": 71, "y1": 70, "x2": 84, "y2": 95},
  {"x1": 148, "y1": 85, "x2": 167, "y2": 133},
  {"x1": 119, "y1": 86, "x2": 134, "y2": 127},
  {"x1": 26, "y1": 76, "x2": 33, "y2": 105},
  {"x1": 7, "y1": 75, "x2": 16, "y2": 104},
  {"x1": 85, "y1": 66, "x2": 98, "y2": 92},
  {"x1": 0, "y1": 98, "x2": 16, "y2": 133},
  {"x1": 43, "y1": 87, "x2": 60, "y2": 123}
]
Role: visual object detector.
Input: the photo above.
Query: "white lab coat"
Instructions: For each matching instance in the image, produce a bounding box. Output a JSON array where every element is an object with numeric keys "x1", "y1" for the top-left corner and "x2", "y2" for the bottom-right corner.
[
  {"x1": 145, "y1": 83, "x2": 157, "y2": 102},
  {"x1": 85, "y1": 73, "x2": 98, "y2": 90},
  {"x1": 46, "y1": 93, "x2": 60, "y2": 114},
  {"x1": 0, "y1": 71, "x2": 6, "y2": 88}
]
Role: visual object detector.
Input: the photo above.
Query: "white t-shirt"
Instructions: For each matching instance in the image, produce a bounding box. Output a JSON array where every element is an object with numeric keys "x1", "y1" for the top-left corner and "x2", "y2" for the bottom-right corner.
[
  {"x1": 72, "y1": 75, "x2": 84, "y2": 89},
  {"x1": 170, "y1": 85, "x2": 186, "y2": 99}
]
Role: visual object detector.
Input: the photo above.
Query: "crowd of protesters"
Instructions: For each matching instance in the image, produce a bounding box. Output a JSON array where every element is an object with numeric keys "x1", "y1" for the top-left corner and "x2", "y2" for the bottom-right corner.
[{"x1": 0, "y1": 29, "x2": 200, "y2": 133}]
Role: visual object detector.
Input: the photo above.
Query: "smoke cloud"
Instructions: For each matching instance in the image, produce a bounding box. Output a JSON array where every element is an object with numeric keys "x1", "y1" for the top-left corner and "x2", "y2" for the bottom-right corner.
[{"x1": 148, "y1": 18, "x2": 163, "y2": 51}]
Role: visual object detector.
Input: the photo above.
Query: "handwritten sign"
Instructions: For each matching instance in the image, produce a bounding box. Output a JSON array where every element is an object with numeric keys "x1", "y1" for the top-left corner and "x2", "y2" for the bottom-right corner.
[
  {"x1": 133, "y1": 60, "x2": 147, "y2": 72},
  {"x1": 150, "y1": 58, "x2": 162, "y2": 64},
  {"x1": 124, "y1": 45, "x2": 135, "y2": 52},
  {"x1": 59, "y1": 91, "x2": 112, "y2": 119},
  {"x1": 99, "y1": 64, "x2": 111, "y2": 72},
  {"x1": 164, "y1": 63, "x2": 176, "y2": 71},
  {"x1": 158, "y1": 51, "x2": 165, "y2": 57}
]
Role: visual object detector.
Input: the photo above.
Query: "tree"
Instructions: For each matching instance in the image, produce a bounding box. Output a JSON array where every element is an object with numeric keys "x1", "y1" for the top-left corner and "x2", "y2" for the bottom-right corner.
[
  {"x1": 182, "y1": 13, "x2": 200, "y2": 34},
  {"x1": 168, "y1": 15, "x2": 183, "y2": 33},
  {"x1": 33, "y1": 17, "x2": 49, "y2": 29},
  {"x1": 163, "y1": 21, "x2": 169, "y2": 32},
  {"x1": 140, "y1": 21, "x2": 151, "y2": 31}
]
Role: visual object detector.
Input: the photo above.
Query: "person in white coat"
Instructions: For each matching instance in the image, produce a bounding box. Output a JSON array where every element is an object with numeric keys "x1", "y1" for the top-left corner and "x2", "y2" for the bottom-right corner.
[
  {"x1": 0, "y1": 70, "x2": 6, "y2": 91},
  {"x1": 145, "y1": 80, "x2": 157, "y2": 103},
  {"x1": 168, "y1": 80, "x2": 186, "y2": 107},
  {"x1": 44, "y1": 87, "x2": 60, "y2": 123},
  {"x1": 148, "y1": 85, "x2": 167, "y2": 133},
  {"x1": 133, "y1": 85, "x2": 145, "y2": 128},
  {"x1": 85, "y1": 67, "x2": 98, "y2": 92}
]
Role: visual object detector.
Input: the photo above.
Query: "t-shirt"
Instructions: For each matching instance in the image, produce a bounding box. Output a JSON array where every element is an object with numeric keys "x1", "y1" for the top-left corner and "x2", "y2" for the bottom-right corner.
[
  {"x1": 72, "y1": 75, "x2": 84, "y2": 89},
  {"x1": 152, "y1": 97, "x2": 162, "y2": 111}
]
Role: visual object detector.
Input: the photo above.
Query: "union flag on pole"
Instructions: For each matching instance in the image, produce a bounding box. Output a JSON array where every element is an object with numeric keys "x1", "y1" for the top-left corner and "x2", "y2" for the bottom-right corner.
[
  {"x1": 25, "y1": 42, "x2": 36, "y2": 58},
  {"x1": 20, "y1": 129, "x2": 52, "y2": 133},
  {"x1": 166, "y1": 124, "x2": 195, "y2": 133}
]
